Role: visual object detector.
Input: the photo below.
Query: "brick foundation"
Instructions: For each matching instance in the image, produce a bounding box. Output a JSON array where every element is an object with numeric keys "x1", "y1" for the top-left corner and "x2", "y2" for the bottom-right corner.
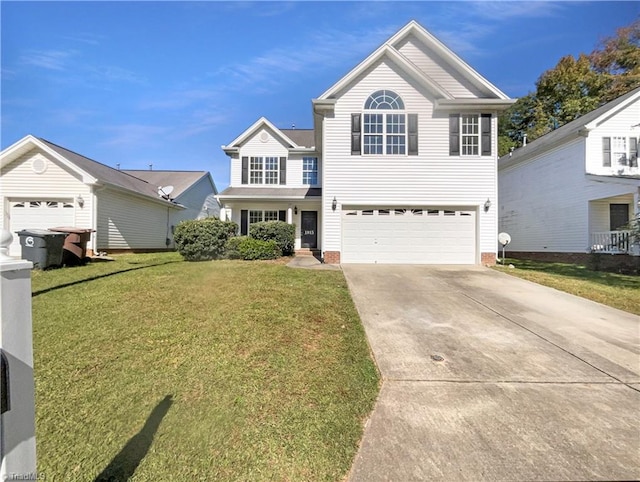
[
  {"x1": 481, "y1": 252, "x2": 496, "y2": 266},
  {"x1": 323, "y1": 251, "x2": 341, "y2": 264}
]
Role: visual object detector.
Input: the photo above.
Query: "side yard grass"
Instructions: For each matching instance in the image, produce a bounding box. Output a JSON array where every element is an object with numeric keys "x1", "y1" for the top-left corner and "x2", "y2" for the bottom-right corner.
[
  {"x1": 31, "y1": 253, "x2": 379, "y2": 481},
  {"x1": 493, "y1": 258, "x2": 640, "y2": 316}
]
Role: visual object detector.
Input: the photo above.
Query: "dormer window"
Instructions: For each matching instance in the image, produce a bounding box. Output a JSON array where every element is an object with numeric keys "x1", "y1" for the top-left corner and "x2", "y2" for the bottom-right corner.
[{"x1": 351, "y1": 90, "x2": 418, "y2": 156}]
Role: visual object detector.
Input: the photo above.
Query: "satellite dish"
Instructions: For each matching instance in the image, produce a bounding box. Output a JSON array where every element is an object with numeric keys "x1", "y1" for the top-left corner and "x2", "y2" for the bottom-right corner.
[
  {"x1": 158, "y1": 185, "x2": 174, "y2": 198},
  {"x1": 498, "y1": 232, "x2": 511, "y2": 247}
]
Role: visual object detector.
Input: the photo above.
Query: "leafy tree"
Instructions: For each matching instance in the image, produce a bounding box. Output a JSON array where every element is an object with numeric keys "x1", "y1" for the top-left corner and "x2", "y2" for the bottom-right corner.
[
  {"x1": 590, "y1": 19, "x2": 640, "y2": 101},
  {"x1": 536, "y1": 53, "x2": 606, "y2": 128},
  {"x1": 498, "y1": 19, "x2": 640, "y2": 155}
]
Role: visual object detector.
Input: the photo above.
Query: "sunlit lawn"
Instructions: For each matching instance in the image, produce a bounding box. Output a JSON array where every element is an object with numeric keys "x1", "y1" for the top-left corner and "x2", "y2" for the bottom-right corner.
[
  {"x1": 493, "y1": 258, "x2": 640, "y2": 315},
  {"x1": 31, "y1": 253, "x2": 379, "y2": 481}
]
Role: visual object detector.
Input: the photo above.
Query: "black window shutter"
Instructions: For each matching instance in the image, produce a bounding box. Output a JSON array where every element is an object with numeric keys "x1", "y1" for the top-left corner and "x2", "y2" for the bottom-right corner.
[
  {"x1": 449, "y1": 114, "x2": 460, "y2": 156},
  {"x1": 481, "y1": 114, "x2": 491, "y2": 156},
  {"x1": 630, "y1": 137, "x2": 638, "y2": 168},
  {"x1": 278, "y1": 210, "x2": 286, "y2": 222},
  {"x1": 602, "y1": 137, "x2": 611, "y2": 167},
  {"x1": 279, "y1": 157, "x2": 286, "y2": 185},
  {"x1": 241, "y1": 157, "x2": 249, "y2": 184},
  {"x1": 351, "y1": 113, "x2": 361, "y2": 155},
  {"x1": 408, "y1": 114, "x2": 418, "y2": 155},
  {"x1": 240, "y1": 210, "x2": 248, "y2": 235}
]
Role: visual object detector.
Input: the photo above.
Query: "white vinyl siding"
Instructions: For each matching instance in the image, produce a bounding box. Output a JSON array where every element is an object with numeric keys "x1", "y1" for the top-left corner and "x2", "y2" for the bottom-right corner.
[
  {"x1": 499, "y1": 138, "x2": 638, "y2": 253},
  {"x1": 0, "y1": 149, "x2": 92, "y2": 251},
  {"x1": 322, "y1": 58, "x2": 497, "y2": 259},
  {"x1": 170, "y1": 175, "x2": 219, "y2": 227},
  {"x1": 96, "y1": 190, "x2": 172, "y2": 250},
  {"x1": 229, "y1": 127, "x2": 322, "y2": 188},
  {"x1": 394, "y1": 34, "x2": 487, "y2": 98},
  {"x1": 585, "y1": 95, "x2": 640, "y2": 176}
]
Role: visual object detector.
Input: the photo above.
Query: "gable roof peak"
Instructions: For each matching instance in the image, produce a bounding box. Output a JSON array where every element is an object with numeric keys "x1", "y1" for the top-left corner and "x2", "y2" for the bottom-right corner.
[{"x1": 318, "y1": 20, "x2": 510, "y2": 102}]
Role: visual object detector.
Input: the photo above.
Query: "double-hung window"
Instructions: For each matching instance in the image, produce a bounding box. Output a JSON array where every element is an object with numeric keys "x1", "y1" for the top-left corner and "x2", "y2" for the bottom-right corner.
[
  {"x1": 363, "y1": 90, "x2": 406, "y2": 155},
  {"x1": 603, "y1": 136, "x2": 638, "y2": 167},
  {"x1": 449, "y1": 113, "x2": 491, "y2": 156},
  {"x1": 461, "y1": 115, "x2": 479, "y2": 155},
  {"x1": 303, "y1": 157, "x2": 318, "y2": 185},
  {"x1": 249, "y1": 156, "x2": 279, "y2": 184}
]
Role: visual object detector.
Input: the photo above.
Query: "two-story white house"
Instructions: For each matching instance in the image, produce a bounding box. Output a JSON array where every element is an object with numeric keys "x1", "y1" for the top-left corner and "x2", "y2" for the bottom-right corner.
[
  {"x1": 218, "y1": 21, "x2": 514, "y2": 264},
  {"x1": 499, "y1": 86, "x2": 640, "y2": 260}
]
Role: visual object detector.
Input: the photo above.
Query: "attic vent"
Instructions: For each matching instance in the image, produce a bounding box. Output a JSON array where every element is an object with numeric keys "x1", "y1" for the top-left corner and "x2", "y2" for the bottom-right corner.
[
  {"x1": 259, "y1": 131, "x2": 269, "y2": 143},
  {"x1": 31, "y1": 157, "x2": 48, "y2": 174}
]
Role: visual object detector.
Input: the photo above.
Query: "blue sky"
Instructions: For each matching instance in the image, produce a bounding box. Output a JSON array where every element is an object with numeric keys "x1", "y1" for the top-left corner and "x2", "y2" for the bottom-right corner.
[{"x1": 2, "y1": 1, "x2": 638, "y2": 189}]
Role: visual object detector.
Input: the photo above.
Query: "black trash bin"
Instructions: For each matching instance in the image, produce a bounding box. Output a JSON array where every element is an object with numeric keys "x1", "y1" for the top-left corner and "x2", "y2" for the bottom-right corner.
[{"x1": 16, "y1": 229, "x2": 66, "y2": 269}]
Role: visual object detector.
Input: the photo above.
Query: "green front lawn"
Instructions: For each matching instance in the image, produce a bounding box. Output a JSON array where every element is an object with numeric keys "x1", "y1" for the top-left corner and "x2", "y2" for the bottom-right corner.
[
  {"x1": 493, "y1": 258, "x2": 640, "y2": 315},
  {"x1": 31, "y1": 253, "x2": 379, "y2": 481}
]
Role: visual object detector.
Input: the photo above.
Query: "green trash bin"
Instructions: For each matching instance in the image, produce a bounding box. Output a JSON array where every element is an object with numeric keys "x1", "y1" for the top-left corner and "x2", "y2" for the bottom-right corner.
[{"x1": 16, "y1": 229, "x2": 66, "y2": 269}]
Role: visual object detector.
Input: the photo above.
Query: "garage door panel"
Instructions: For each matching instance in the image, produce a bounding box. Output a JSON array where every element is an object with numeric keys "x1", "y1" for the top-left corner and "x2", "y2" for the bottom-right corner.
[
  {"x1": 342, "y1": 207, "x2": 476, "y2": 264},
  {"x1": 9, "y1": 200, "x2": 75, "y2": 256}
]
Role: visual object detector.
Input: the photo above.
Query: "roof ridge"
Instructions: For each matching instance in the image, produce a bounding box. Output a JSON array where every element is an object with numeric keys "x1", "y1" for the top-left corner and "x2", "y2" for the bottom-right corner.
[{"x1": 38, "y1": 138, "x2": 152, "y2": 185}]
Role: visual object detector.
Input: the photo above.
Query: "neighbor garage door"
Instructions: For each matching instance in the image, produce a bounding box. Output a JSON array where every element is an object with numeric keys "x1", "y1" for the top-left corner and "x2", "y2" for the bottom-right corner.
[
  {"x1": 8, "y1": 200, "x2": 76, "y2": 256},
  {"x1": 342, "y1": 207, "x2": 476, "y2": 264}
]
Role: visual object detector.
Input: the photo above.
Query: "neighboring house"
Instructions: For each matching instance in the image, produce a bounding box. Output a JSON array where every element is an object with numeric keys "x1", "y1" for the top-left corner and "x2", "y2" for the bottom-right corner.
[
  {"x1": 0, "y1": 135, "x2": 219, "y2": 257},
  {"x1": 499, "y1": 87, "x2": 640, "y2": 260},
  {"x1": 218, "y1": 21, "x2": 513, "y2": 264}
]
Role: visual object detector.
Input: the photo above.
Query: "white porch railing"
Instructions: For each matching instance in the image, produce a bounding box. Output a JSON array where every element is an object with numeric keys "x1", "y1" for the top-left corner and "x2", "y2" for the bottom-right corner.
[{"x1": 590, "y1": 230, "x2": 633, "y2": 254}]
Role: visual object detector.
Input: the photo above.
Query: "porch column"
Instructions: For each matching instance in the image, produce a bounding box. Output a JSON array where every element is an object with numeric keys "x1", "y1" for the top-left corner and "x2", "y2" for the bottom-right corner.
[
  {"x1": 219, "y1": 207, "x2": 226, "y2": 221},
  {"x1": 287, "y1": 207, "x2": 293, "y2": 224},
  {"x1": 634, "y1": 188, "x2": 639, "y2": 217}
]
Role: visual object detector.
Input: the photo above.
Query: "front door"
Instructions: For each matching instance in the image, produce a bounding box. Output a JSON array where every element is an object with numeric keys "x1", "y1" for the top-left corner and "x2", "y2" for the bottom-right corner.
[
  {"x1": 610, "y1": 204, "x2": 629, "y2": 230},
  {"x1": 301, "y1": 211, "x2": 318, "y2": 248}
]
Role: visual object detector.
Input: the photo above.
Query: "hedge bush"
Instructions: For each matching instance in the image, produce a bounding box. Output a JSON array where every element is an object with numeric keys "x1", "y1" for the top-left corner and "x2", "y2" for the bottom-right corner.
[
  {"x1": 224, "y1": 236, "x2": 248, "y2": 260},
  {"x1": 174, "y1": 218, "x2": 238, "y2": 261},
  {"x1": 237, "y1": 238, "x2": 281, "y2": 260},
  {"x1": 249, "y1": 221, "x2": 295, "y2": 256}
]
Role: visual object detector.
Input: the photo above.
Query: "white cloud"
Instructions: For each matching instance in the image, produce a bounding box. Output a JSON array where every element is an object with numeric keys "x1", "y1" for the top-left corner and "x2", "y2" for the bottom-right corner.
[{"x1": 21, "y1": 49, "x2": 78, "y2": 71}]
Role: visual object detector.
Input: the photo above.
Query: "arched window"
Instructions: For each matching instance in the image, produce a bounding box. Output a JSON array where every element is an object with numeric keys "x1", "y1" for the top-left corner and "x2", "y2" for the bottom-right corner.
[
  {"x1": 363, "y1": 90, "x2": 407, "y2": 155},
  {"x1": 364, "y1": 90, "x2": 405, "y2": 110}
]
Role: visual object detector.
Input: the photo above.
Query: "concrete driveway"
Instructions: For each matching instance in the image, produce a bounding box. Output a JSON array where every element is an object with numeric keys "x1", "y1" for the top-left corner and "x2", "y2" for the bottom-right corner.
[{"x1": 343, "y1": 265, "x2": 640, "y2": 481}]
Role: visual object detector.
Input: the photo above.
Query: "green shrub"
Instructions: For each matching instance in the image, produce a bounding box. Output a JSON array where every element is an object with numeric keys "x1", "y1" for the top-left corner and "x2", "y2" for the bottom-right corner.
[
  {"x1": 237, "y1": 238, "x2": 281, "y2": 260},
  {"x1": 174, "y1": 218, "x2": 238, "y2": 261},
  {"x1": 249, "y1": 221, "x2": 295, "y2": 256},
  {"x1": 224, "y1": 236, "x2": 248, "y2": 260}
]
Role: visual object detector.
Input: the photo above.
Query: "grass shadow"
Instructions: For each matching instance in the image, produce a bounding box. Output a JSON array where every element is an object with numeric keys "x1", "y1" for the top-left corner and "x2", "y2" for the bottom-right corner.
[
  {"x1": 32, "y1": 260, "x2": 181, "y2": 297},
  {"x1": 94, "y1": 395, "x2": 173, "y2": 482}
]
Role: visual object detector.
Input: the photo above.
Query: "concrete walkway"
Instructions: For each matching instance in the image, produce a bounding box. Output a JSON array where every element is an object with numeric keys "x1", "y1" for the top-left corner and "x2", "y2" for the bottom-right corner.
[
  {"x1": 286, "y1": 255, "x2": 340, "y2": 270},
  {"x1": 343, "y1": 265, "x2": 640, "y2": 481}
]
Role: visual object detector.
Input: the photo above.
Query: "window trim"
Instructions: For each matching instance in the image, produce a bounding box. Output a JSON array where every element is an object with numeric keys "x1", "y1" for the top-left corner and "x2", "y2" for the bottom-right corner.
[
  {"x1": 249, "y1": 156, "x2": 280, "y2": 185},
  {"x1": 302, "y1": 157, "x2": 319, "y2": 186},
  {"x1": 450, "y1": 113, "x2": 492, "y2": 157},
  {"x1": 362, "y1": 90, "x2": 408, "y2": 156}
]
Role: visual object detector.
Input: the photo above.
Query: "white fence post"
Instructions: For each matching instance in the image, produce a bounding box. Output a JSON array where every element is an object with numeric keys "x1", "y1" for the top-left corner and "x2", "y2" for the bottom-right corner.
[{"x1": 0, "y1": 229, "x2": 37, "y2": 479}]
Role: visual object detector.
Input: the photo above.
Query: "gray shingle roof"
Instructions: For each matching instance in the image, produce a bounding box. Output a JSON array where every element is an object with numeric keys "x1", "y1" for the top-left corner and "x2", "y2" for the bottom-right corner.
[
  {"x1": 280, "y1": 129, "x2": 315, "y2": 148},
  {"x1": 123, "y1": 170, "x2": 210, "y2": 198},
  {"x1": 218, "y1": 187, "x2": 321, "y2": 199},
  {"x1": 39, "y1": 138, "x2": 208, "y2": 203}
]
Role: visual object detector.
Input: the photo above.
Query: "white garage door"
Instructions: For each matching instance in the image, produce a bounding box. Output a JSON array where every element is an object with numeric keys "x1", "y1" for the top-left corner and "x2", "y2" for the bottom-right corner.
[
  {"x1": 342, "y1": 207, "x2": 476, "y2": 264},
  {"x1": 8, "y1": 200, "x2": 76, "y2": 256}
]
